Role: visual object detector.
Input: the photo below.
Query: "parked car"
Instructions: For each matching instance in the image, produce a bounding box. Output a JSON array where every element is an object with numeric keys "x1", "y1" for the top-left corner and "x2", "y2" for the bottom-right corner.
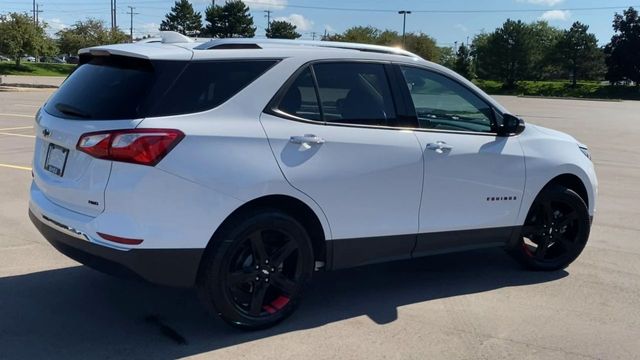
[
  {"x1": 0, "y1": 55, "x2": 10, "y2": 62},
  {"x1": 23, "y1": 56, "x2": 36, "y2": 62},
  {"x1": 40, "y1": 56, "x2": 66, "y2": 64},
  {"x1": 65, "y1": 56, "x2": 79, "y2": 64},
  {"x1": 29, "y1": 34, "x2": 597, "y2": 330}
]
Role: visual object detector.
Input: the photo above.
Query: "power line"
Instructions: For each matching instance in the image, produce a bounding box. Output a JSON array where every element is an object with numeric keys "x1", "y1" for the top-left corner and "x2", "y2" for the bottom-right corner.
[{"x1": 240, "y1": 2, "x2": 640, "y2": 14}]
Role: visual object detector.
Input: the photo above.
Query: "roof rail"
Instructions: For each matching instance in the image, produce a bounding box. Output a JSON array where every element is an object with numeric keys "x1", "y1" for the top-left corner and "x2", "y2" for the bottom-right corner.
[{"x1": 194, "y1": 38, "x2": 420, "y2": 58}]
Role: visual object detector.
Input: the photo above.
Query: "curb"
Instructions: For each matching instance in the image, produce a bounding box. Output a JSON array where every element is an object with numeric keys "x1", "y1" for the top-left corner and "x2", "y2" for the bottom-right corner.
[
  {"x1": 0, "y1": 86, "x2": 56, "y2": 92},
  {"x1": 0, "y1": 83, "x2": 59, "y2": 89},
  {"x1": 516, "y1": 95, "x2": 624, "y2": 102}
]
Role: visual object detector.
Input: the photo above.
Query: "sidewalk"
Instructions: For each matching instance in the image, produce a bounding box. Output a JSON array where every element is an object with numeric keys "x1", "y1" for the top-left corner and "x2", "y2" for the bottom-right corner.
[{"x1": 0, "y1": 75, "x2": 65, "y2": 88}]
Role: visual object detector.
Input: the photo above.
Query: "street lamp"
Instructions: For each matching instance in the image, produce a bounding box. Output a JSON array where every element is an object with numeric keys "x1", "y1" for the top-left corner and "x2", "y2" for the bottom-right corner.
[{"x1": 398, "y1": 10, "x2": 412, "y2": 48}]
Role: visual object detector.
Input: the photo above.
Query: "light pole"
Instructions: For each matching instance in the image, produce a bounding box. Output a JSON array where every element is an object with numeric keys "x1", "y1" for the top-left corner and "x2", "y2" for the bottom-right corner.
[{"x1": 398, "y1": 10, "x2": 411, "y2": 48}]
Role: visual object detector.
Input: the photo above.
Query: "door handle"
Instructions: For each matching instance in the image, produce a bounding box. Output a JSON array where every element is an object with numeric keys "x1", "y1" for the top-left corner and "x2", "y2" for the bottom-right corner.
[
  {"x1": 426, "y1": 141, "x2": 453, "y2": 153},
  {"x1": 289, "y1": 134, "x2": 325, "y2": 145}
]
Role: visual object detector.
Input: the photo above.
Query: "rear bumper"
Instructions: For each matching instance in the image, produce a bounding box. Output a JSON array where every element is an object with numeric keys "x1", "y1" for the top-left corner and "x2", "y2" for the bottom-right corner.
[{"x1": 29, "y1": 210, "x2": 203, "y2": 287}]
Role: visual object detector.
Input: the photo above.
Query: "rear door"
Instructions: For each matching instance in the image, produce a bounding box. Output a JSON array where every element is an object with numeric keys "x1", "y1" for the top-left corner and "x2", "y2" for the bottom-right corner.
[
  {"x1": 260, "y1": 61, "x2": 424, "y2": 268},
  {"x1": 34, "y1": 55, "x2": 185, "y2": 216}
]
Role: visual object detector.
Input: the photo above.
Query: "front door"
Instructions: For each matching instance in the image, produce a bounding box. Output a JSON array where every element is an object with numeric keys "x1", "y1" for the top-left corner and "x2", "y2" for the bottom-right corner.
[{"x1": 396, "y1": 65, "x2": 526, "y2": 255}]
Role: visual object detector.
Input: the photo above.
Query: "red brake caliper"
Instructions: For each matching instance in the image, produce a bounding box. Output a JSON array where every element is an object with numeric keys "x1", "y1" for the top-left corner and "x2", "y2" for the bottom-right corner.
[{"x1": 263, "y1": 296, "x2": 290, "y2": 314}]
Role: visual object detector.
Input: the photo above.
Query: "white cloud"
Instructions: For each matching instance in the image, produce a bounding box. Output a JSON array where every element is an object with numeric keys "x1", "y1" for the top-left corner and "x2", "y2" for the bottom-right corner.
[
  {"x1": 518, "y1": 0, "x2": 565, "y2": 6},
  {"x1": 44, "y1": 18, "x2": 67, "y2": 36},
  {"x1": 245, "y1": 0, "x2": 287, "y2": 10},
  {"x1": 539, "y1": 10, "x2": 571, "y2": 21},
  {"x1": 454, "y1": 24, "x2": 468, "y2": 33},
  {"x1": 137, "y1": 22, "x2": 160, "y2": 37},
  {"x1": 274, "y1": 13, "x2": 313, "y2": 31}
]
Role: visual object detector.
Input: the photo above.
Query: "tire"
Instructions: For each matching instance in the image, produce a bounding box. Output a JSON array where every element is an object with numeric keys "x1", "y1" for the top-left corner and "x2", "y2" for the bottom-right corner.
[
  {"x1": 197, "y1": 209, "x2": 314, "y2": 330},
  {"x1": 509, "y1": 185, "x2": 591, "y2": 271}
]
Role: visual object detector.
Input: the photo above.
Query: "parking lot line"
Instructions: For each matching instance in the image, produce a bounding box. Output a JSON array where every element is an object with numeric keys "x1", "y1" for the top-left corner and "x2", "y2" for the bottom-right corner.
[
  {"x1": 0, "y1": 113, "x2": 34, "y2": 118},
  {"x1": 0, "y1": 126, "x2": 33, "y2": 131},
  {"x1": 0, "y1": 132, "x2": 35, "y2": 138},
  {"x1": 0, "y1": 163, "x2": 31, "y2": 171}
]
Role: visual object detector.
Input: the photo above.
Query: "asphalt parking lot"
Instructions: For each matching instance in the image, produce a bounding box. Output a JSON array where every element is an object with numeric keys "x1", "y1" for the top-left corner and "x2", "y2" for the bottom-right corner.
[{"x1": 0, "y1": 90, "x2": 639, "y2": 359}]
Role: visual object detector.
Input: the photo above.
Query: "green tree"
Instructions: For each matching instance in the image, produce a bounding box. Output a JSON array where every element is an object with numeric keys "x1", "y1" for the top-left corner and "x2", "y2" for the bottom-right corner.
[
  {"x1": 324, "y1": 26, "x2": 440, "y2": 62},
  {"x1": 438, "y1": 46, "x2": 455, "y2": 69},
  {"x1": 57, "y1": 19, "x2": 128, "y2": 55},
  {"x1": 554, "y1": 22, "x2": 603, "y2": 86},
  {"x1": 473, "y1": 19, "x2": 533, "y2": 87},
  {"x1": 403, "y1": 32, "x2": 440, "y2": 62},
  {"x1": 528, "y1": 21, "x2": 563, "y2": 81},
  {"x1": 470, "y1": 33, "x2": 490, "y2": 79},
  {"x1": 160, "y1": 0, "x2": 203, "y2": 35},
  {"x1": 0, "y1": 13, "x2": 55, "y2": 66},
  {"x1": 204, "y1": 0, "x2": 256, "y2": 38},
  {"x1": 324, "y1": 26, "x2": 380, "y2": 43},
  {"x1": 604, "y1": 7, "x2": 640, "y2": 86},
  {"x1": 266, "y1": 20, "x2": 300, "y2": 39},
  {"x1": 454, "y1": 43, "x2": 474, "y2": 79}
]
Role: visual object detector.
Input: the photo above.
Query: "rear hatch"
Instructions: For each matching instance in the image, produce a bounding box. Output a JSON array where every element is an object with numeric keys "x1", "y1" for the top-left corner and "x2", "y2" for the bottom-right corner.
[{"x1": 34, "y1": 51, "x2": 190, "y2": 216}]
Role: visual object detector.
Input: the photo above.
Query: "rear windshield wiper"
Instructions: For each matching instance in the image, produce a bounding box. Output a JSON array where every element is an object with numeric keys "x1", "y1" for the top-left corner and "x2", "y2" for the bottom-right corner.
[{"x1": 55, "y1": 103, "x2": 91, "y2": 119}]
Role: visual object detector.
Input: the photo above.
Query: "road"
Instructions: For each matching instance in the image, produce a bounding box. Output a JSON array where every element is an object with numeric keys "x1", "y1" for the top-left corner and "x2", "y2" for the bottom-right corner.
[{"x1": 0, "y1": 90, "x2": 638, "y2": 359}]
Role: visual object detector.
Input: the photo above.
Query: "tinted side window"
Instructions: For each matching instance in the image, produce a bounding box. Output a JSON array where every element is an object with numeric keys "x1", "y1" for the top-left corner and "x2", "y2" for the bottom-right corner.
[
  {"x1": 313, "y1": 63, "x2": 396, "y2": 126},
  {"x1": 277, "y1": 67, "x2": 321, "y2": 121},
  {"x1": 401, "y1": 66, "x2": 494, "y2": 133},
  {"x1": 150, "y1": 60, "x2": 277, "y2": 117}
]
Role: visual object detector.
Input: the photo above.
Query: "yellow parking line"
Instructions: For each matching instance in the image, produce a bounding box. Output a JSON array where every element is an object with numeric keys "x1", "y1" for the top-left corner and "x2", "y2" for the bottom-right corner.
[
  {"x1": 0, "y1": 163, "x2": 32, "y2": 171},
  {"x1": 0, "y1": 113, "x2": 34, "y2": 118},
  {"x1": 0, "y1": 126, "x2": 33, "y2": 131},
  {"x1": 0, "y1": 132, "x2": 35, "y2": 138}
]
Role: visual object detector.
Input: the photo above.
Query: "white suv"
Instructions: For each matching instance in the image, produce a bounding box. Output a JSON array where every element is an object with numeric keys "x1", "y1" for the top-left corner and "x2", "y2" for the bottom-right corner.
[{"x1": 29, "y1": 33, "x2": 597, "y2": 329}]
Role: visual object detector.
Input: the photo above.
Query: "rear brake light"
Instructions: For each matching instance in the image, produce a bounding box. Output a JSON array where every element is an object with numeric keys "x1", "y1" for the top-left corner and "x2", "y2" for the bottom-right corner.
[{"x1": 77, "y1": 129, "x2": 184, "y2": 166}]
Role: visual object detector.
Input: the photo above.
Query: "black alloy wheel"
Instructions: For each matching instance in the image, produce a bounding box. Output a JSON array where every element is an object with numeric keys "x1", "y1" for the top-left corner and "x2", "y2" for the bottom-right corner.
[
  {"x1": 510, "y1": 186, "x2": 590, "y2": 271},
  {"x1": 198, "y1": 210, "x2": 314, "y2": 329}
]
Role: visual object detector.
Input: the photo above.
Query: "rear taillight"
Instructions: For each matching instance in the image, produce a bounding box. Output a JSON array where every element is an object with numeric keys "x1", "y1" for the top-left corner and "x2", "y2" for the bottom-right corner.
[{"x1": 77, "y1": 129, "x2": 184, "y2": 166}]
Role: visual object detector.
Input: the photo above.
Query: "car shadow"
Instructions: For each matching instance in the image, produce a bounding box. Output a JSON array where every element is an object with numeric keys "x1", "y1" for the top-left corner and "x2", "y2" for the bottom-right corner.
[{"x1": 0, "y1": 248, "x2": 567, "y2": 359}]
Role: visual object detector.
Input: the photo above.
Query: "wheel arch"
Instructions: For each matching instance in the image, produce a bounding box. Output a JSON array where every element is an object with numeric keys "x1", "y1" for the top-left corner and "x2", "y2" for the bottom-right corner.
[
  {"x1": 510, "y1": 172, "x2": 591, "y2": 249},
  {"x1": 204, "y1": 194, "x2": 329, "y2": 265},
  {"x1": 543, "y1": 173, "x2": 589, "y2": 209}
]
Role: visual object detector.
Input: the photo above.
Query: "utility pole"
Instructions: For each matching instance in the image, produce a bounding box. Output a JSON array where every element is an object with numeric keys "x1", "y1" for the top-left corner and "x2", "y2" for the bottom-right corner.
[
  {"x1": 113, "y1": 0, "x2": 117, "y2": 30},
  {"x1": 310, "y1": 31, "x2": 317, "y2": 40},
  {"x1": 127, "y1": 6, "x2": 139, "y2": 42},
  {"x1": 35, "y1": 3, "x2": 42, "y2": 26},
  {"x1": 398, "y1": 10, "x2": 412, "y2": 48},
  {"x1": 264, "y1": 10, "x2": 272, "y2": 32},
  {"x1": 110, "y1": 0, "x2": 114, "y2": 30},
  {"x1": 31, "y1": 0, "x2": 44, "y2": 25}
]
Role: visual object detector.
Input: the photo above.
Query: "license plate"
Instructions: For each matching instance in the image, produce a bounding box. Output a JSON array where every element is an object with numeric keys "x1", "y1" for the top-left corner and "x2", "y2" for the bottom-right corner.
[{"x1": 44, "y1": 143, "x2": 69, "y2": 177}]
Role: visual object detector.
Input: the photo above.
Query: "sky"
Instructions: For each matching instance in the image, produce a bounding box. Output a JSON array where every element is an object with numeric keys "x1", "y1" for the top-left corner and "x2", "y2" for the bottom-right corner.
[{"x1": 0, "y1": 0, "x2": 636, "y2": 46}]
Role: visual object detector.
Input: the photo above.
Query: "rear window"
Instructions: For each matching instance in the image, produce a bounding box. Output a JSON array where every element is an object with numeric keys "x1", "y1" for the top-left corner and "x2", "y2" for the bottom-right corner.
[{"x1": 44, "y1": 56, "x2": 278, "y2": 120}]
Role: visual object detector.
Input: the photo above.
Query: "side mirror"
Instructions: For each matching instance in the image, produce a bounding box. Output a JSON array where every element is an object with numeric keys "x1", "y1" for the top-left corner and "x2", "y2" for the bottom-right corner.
[{"x1": 495, "y1": 112, "x2": 525, "y2": 136}]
